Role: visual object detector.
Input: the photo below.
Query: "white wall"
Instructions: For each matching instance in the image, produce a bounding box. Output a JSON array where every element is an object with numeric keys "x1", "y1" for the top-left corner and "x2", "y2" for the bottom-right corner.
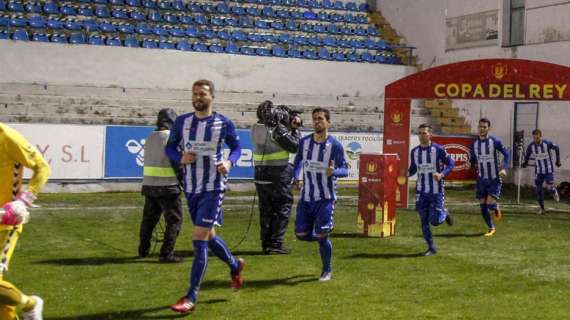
[{"x1": 0, "y1": 41, "x2": 415, "y2": 97}]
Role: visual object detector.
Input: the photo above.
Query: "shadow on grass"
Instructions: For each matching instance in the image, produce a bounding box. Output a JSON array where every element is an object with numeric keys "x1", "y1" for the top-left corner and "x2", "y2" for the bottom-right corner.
[
  {"x1": 432, "y1": 232, "x2": 485, "y2": 238},
  {"x1": 343, "y1": 252, "x2": 424, "y2": 259},
  {"x1": 47, "y1": 300, "x2": 226, "y2": 320},
  {"x1": 201, "y1": 274, "x2": 317, "y2": 290},
  {"x1": 329, "y1": 233, "x2": 370, "y2": 239}
]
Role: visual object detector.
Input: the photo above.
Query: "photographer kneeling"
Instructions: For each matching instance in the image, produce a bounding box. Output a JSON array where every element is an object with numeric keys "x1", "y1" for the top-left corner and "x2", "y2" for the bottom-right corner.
[{"x1": 251, "y1": 101, "x2": 301, "y2": 254}]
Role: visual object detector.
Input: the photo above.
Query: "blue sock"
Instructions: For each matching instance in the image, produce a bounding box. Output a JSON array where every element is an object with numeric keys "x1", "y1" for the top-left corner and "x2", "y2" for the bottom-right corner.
[
  {"x1": 318, "y1": 236, "x2": 332, "y2": 273},
  {"x1": 208, "y1": 236, "x2": 239, "y2": 273},
  {"x1": 480, "y1": 204, "x2": 493, "y2": 229},
  {"x1": 187, "y1": 240, "x2": 208, "y2": 303},
  {"x1": 488, "y1": 203, "x2": 497, "y2": 212},
  {"x1": 537, "y1": 188, "x2": 545, "y2": 209}
]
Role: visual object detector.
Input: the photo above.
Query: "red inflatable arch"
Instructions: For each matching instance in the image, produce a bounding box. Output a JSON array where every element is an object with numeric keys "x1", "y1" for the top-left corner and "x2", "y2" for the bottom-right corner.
[{"x1": 383, "y1": 58, "x2": 570, "y2": 207}]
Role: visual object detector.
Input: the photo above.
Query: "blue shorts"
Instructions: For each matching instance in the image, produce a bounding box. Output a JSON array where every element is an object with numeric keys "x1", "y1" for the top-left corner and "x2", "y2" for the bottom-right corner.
[
  {"x1": 535, "y1": 173, "x2": 554, "y2": 187},
  {"x1": 416, "y1": 193, "x2": 448, "y2": 226},
  {"x1": 476, "y1": 178, "x2": 502, "y2": 200},
  {"x1": 185, "y1": 191, "x2": 224, "y2": 228},
  {"x1": 295, "y1": 199, "x2": 335, "y2": 235}
]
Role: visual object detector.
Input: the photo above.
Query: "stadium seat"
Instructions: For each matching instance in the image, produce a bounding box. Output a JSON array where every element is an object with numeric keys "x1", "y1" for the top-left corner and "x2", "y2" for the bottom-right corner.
[
  {"x1": 308, "y1": 36, "x2": 321, "y2": 46},
  {"x1": 331, "y1": 14, "x2": 344, "y2": 23},
  {"x1": 210, "y1": 17, "x2": 224, "y2": 26},
  {"x1": 192, "y1": 42, "x2": 207, "y2": 52},
  {"x1": 318, "y1": 47, "x2": 330, "y2": 60},
  {"x1": 179, "y1": 15, "x2": 192, "y2": 24},
  {"x1": 60, "y1": 5, "x2": 77, "y2": 15},
  {"x1": 302, "y1": 49, "x2": 316, "y2": 59},
  {"x1": 110, "y1": 0, "x2": 125, "y2": 5},
  {"x1": 126, "y1": 0, "x2": 141, "y2": 7},
  {"x1": 287, "y1": 47, "x2": 302, "y2": 58},
  {"x1": 9, "y1": 17, "x2": 27, "y2": 27},
  {"x1": 208, "y1": 43, "x2": 223, "y2": 53},
  {"x1": 346, "y1": 51, "x2": 359, "y2": 62},
  {"x1": 291, "y1": 10, "x2": 303, "y2": 19},
  {"x1": 130, "y1": 11, "x2": 145, "y2": 21},
  {"x1": 106, "y1": 37, "x2": 122, "y2": 46},
  {"x1": 194, "y1": 15, "x2": 207, "y2": 25},
  {"x1": 42, "y1": 2, "x2": 59, "y2": 14},
  {"x1": 202, "y1": 3, "x2": 215, "y2": 13},
  {"x1": 344, "y1": 13, "x2": 355, "y2": 23},
  {"x1": 278, "y1": 33, "x2": 292, "y2": 44},
  {"x1": 345, "y1": 2, "x2": 357, "y2": 11},
  {"x1": 322, "y1": 0, "x2": 333, "y2": 9},
  {"x1": 93, "y1": 0, "x2": 108, "y2": 4},
  {"x1": 225, "y1": 17, "x2": 238, "y2": 27},
  {"x1": 333, "y1": 52, "x2": 346, "y2": 61},
  {"x1": 313, "y1": 24, "x2": 326, "y2": 33},
  {"x1": 141, "y1": 39, "x2": 158, "y2": 48},
  {"x1": 271, "y1": 21, "x2": 284, "y2": 30},
  {"x1": 69, "y1": 33, "x2": 86, "y2": 44},
  {"x1": 117, "y1": 24, "x2": 135, "y2": 33},
  {"x1": 322, "y1": 36, "x2": 336, "y2": 46},
  {"x1": 100, "y1": 23, "x2": 117, "y2": 33},
  {"x1": 46, "y1": 19, "x2": 64, "y2": 29},
  {"x1": 203, "y1": 29, "x2": 216, "y2": 39},
  {"x1": 340, "y1": 26, "x2": 353, "y2": 35},
  {"x1": 276, "y1": 10, "x2": 289, "y2": 18},
  {"x1": 246, "y1": 7, "x2": 259, "y2": 16},
  {"x1": 176, "y1": 40, "x2": 191, "y2": 51},
  {"x1": 31, "y1": 33, "x2": 48, "y2": 42},
  {"x1": 153, "y1": 26, "x2": 168, "y2": 36},
  {"x1": 293, "y1": 36, "x2": 308, "y2": 45},
  {"x1": 83, "y1": 19, "x2": 99, "y2": 31},
  {"x1": 247, "y1": 33, "x2": 262, "y2": 42},
  {"x1": 317, "y1": 12, "x2": 328, "y2": 21},
  {"x1": 224, "y1": 42, "x2": 238, "y2": 53},
  {"x1": 78, "y1": 6, "x2": 94, "y2": 16},
  {"x1": 262, "y1": 34, "x2": 278, "y2": 43},
  {"x1": 123, "y1": 36, "x2": 139, "y2": 47},
  {"x1": 172, "y1": 0, "x2": 185, "y2": 11},
  {"x1": 88, "y1": 35, "x2": 104, "y2": 45},
  {"x1": 112, "y1": 9, "x2": 130, "y2": 20},
  {"x1": 0, "y1": 30, "x2": 8, "y2": 39},
  {"x1": 136, "y1": 24, "x2": 152, "y2": 34},
  {"x1": 25, "y1": 3, "x2": 42, "y2": 13},
  {"x1": 185, "y1": 26, "x2": 198, "y2": 37},
  {"x1": 169, "y1": 28, "x2": 185, "y2": 37},
  {"x1": 272, "y1": 46, "x2": 286, "y2": 57},
  {"x1": 231, "y1": 30, "x2": 247, "y2": 41},
  {"x1": 148, "y1": 10, "x2": 162, "y2": 22},
  {"x1": 157, "y1": 1, "x2": 171, "y2": 10},
  {"x1": 299, "y1": 23, "x2": 311, "y2": 32},
  {"x1": 256, "y1": 47, "x2": 271, "y2": 56},
  {"x1": 95, "y1": 6, "x2": 110, "y2": 18},
  {"x1": 326, "y1": 24, "x2": 339, "y2": 34},
  {"x1": 333, "y1": 0, "x2": 344, "y2": 9},
  {"x1": 367, "y1": 26, "x2": 378, "y2": 36},
  {"x1": 216, "y1": 3, "x2": 229, "y2": 14},
  {"x1": 0, "y1": 0, "x2": 5, "y2": 11},
  {"x1": 358, "y1": 3, "x2": 368, "y2": 12},
  {"x1": 50, "y1": 33, "x2": 68, "y2": 43},
  {"x1": 255, "y1": 20, "x2": 269, "y2": 29},
  {"x1": 262, "y1": 7, "x2": 274, "y2": 17},
  {"x1": 285, "y1": 20, "x2": 297, "y2": 31},
  {"x1": 65, "y1": 21, "x2": 83, "y2": 31},
  {"x1": 188, "y1": 3, "x2": 201, "y2": 12},
  {"x1": 159, "y1": 41, "x2": 175, "y2": 49},
  {"x1": 0, "y1": 16, "x2": 9, "y2": 27},
  {"x1": 356, "y1": 15, "x2": 368, "y2": 24},
  {"x1": 142, "y1": 0, "x2": 157, "y2": 9},
  {"x1": 360, "y1": 52, "x2": 373, "y2": 63},
  {"x1": 239, "y1": 17, "x2": 253, "y2": 28},
  {"x1": 239, "y1": 46, "x2": 256, "y2": 55},
  {"x1": 303, "y1": 10, "x2": 316, "y2": 20},
  {"x1": 8, "y1": 1, "x2": 24, "y2": 12}
]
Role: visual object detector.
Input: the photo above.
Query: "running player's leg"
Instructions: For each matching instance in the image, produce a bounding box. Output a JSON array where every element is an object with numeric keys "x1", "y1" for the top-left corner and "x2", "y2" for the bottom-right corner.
[{"x1": 315, "y1": 200, "x2": 335, "y2": 280}]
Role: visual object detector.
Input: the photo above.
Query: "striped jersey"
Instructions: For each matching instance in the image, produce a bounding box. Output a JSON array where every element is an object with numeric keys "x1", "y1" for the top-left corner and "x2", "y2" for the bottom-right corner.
[
  {"x1": 293, "y1": 134, "x2": 348, "y2": 202},
  {"x1": 524, "y1": 139, "x2": 560, "y2": 174},
  {"x1": 408, "y1": 143, "x2": 455, "y2": 194},
  {"x1": 470, "y1": 136, "x2": 510, "y2": 180},
  {"x1": 165, "y1": 112, "x2": 241, "y2": 194}
]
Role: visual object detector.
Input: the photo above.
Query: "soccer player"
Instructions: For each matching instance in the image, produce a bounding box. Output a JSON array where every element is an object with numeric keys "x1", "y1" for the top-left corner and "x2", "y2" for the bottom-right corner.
[
  {"x1": 470, "y1": 118, "x2": 510, "y2": 237},
  {"x1": 0, "y1": 122, "x2": 51, "y2": 320},
  {"x1": 166, "y1": 80, "x2": 244, "y2": 314},
  {"x1": 292, "y1": 107, "x2": 348, "y2": 282},
  {"x1": 408, "y1": 124, "x2": 455, "y2": 256},
  {"x1": 522, "y1": 129, "x2": 561, "y2": 215}
]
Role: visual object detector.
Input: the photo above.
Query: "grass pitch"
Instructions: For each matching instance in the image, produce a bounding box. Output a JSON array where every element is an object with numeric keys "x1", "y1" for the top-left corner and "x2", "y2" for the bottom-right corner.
[{"x1": 9, "y1": 186, "x2": 570, "y2": 319}]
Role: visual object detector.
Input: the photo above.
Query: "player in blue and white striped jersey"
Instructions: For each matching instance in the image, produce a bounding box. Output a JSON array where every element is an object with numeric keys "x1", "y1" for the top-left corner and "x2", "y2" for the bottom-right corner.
[
  {"x1": 293, "y1": 107, "x2": 348, "y2": 282},
  {"x1": 166, "y1": 80, "x2": 244, "y2": 315},
  {"x1": 469, "y1": 118, "x2": 510, "y2": 237},
  {"x1": 522, "y1": 129, "x2": 561, "y2": 214},
  {"x1": 408, "y1": 124, "x2": 455, "y2": 256}
]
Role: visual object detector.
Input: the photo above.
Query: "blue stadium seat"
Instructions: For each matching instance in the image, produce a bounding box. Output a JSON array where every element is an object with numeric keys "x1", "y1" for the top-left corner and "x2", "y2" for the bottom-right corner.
[
  {"x1": 345, "y1": 2, "x2": 357, "y2": 11},
  {"x1": 76, "y1": 0, "x2": 91, "y2": 3},
  {"x1": 278, "y1": 33, "x2": 292, "y2": 44},
  {"x1": 303, "y1": 10, "x2": 316, "y2": 20},
  {"x1": 239, "y1": 46, "x2": 256, "y2": 55},
  {"x1": 141, "y1": 39, "x2": 158, "y2": 48},
  {"x1": 65, "y1": 21, "x2": 83, "y2": 31},
  {"x1": 117, "y1": 24, "x2": 135, "y2": 33},
  {"x1": 0, "y1": 31, "x2": 8, "y2": 39},
  {"x1": 255, "y1": 20, "x2": 269, "y2": 29},
  {"x1": 9, "y1": 17, "x2": 27, "y2": 27},
  {"x1": 283, "y1": 0, "x2": 297, "y2": 5},
  {"x1": 157, "y1": 1, "x2": 171, "y2": 10},
  {"x1": 262, "y1": 34, "x2": 277, "y2": 43},
  {"x1": 247, "y1": 33, "x2": 262, "y2": 42},
  {"x1": 60, "y1": 5, "x2": 77, "y2": 15},
  {"x1": 69, "y1": 33, "x2": 86, "y2": 44},
  {"x1": 100, "y1": 23, "x2": 117, "y2": 33},
  {"x1": 231, "y1": 30, "x2": 246, "y2": 41},
  {"x1": 330, "y1": 14, "x2": 343, "y2": 23},
  {"x1": 290, "y1": 10, "x2": 303, "y2": 19},
  {"x1": 203, "y1": 29, "x2": 216, "y2": 39},
  {"x1": 340, "y1": 26, "x2": 353, "y2": 35},
  {"x1": 46, "y1": 19, "x2": 64, "y2": 29},
  {"x1": 110, "y1": 0, "x2": 125, "y2": 5},
  {"x1": 224, "y1": 42, "x2": 238, "y2": 53},
  {"x1": 43, "y1": 2, "x2": 59, "y2": 14},
  {"x1": 377, "y1": 40, "x2": 390, "y2": 50},
  {"x1": 293, "y1": 36, "x2": 308, "y2": 45},
  {"x1": 192, "y1": 42, "x2": 207, "y2": 52},
  {"x1": 225, "y1": 17, "x2": 238, "y2": 27},
  {"x1": 136, "y1": 23, "x2": 152, "y2": 34},
  {"x1": 194, "y1": 15, "x2": 207, "y2": 25},
  {"x1": 374, "y1": 54, "x2": 386, "y2": 64},
  {"x1": 169, "y1": 28, "x2": 184, "y2": 37},
  {"x1": 50, "y1": 33, "x2": 68, "y2": 43},
  {"x1": 142, "y1": 0, "x2": 156, "y2": 9},
  {"x1": 346, "y1": 51, "x2": 359, "y2": 62},
  {"x1": 285, "y1": 20, "x2": 296, "y2": 31},
  {"x1": 202, "y1": 3, "x2": 215, "y2": 13},
  {"x1": 123, "y1": 36, "x2": 139, "y2": 47},
  {"x1": 239, "y1": 17, "x2": 253, "y2": 28},
  {"x1": 112, "y1": 9, "x2": 129, "y2": 19},
  {"x1": 164, "y1": 14, "x2": 178, "y2": 23},
  {"x1": 148, "y1": 10, "x2": 162, "y2": 22},
  {"x1": 188, "y1": 3, "x2": 201, "y2": 12},
  {"x1": 176, "y1": 40, "x2": 191, "y2": 51},
  {"x1": 126, "y1": 0, "x2": 141, "y2": 7},
  {"x1": 130, "y1": 11, "x2": 145, "y2": 21},
  {"x1": 271, "y1": 21, "x2": 284, "y2": 30},
  {"x1": 356, "y1": 15, "x2": 368, "y2": 24},
  {"x1": 172, "y1": 0, "x2": 185, "y2": 11},
  {"x1": 302, "y1": 49, "x2": 317, "y2": 59},
  {"x1": 333, "y1": 0, "x2": 343, "y2": 9},
  {"x1": 322, "y1": 36, "x2": 336, "y2": 46},
  {"x1": 313, "y1": 24, "x2": 326, "y2": 33},
  {"x1": 307, "y1": 0, "x2": 321, "y2": 8},
  {"x1": 317, "y1": 12, "x2": 328, "y2": 21},
  {"x1": 343, "y1": 13, "x2": 355, "y2": 23},
  {"x1": 230, "y1": 6, "x2": 245, "y2": 15},
  {"x1": 0, "y1": 16, "x2": 9, "y2": 27},
  {"x1": 299, "y1": 23, "x2": 311, "y2": 32},
  {"x1": 276, "y1": 10, "x2": 289, "y2": 18},
  {"x1": 269, "y1": 0, "x2": 282, "y2": 5},
  {"x1": 296, "y1": 0, "x2": 308, "y2": 7},
  {"x1": 272, "y1": 46, "x2": 286, "y2": 57},
  {"x1": 83, "y1": 19, "x2": 99, "y2": 31},
  {"x1": 246, "y1": 7, "x2": 259, "y2": 16},
  {"x1": 287, "y1": 47, "x2": 302, "y2": 58},
  {"x1": 93, "y1": 0, "x2": 108, "y2": 4},
  {"x1": 159, "y1": 41, "x2": 175, "y2": 49},
  {"x1": 322, "y1": 0, "x2": 333, "y2": 9},
  {"x1": 25, "y1": 3, "x2": 43, "y2": 13},
  {"x1": 217, "y1": 30, "x2": 230, "y2": 40},
  {"x1": 318, "y1": 47, "x2": 331, "y2": 60},
  {"x1": 153, "y1": 26, "x2": 169, "y2": 36},
  {"x1": 0, "y1": 0, "x2": 6, "y2": 11},
  {"x1": 95, "y1": 6, "x2": 110, "y2": 18},
  {"x1": 308, "y1": 36, "x2": 321, "y2": 46},
  {"x1": 326, "y1": 24, "x2": 339, "y2": 34},
  {"x1": 208, "y1": 43, "x2": 223, "y2": 53},
  {"x1": 354, "y1": 28, "x2": 366, "y2": 36},
  {"x1": 106, "y1": 37, "x2": 122, "y2": 46},
  {"x1": 349, "y1": 39, "x2": 364, "y2": 49},
  {"x1": 358, "y1": 3, "x2": 368, "y2": 12},
  {"x1": 32, "y1": 33, "x2": 48, "y2": 42},
  {"x1": 185, "y1": 26, "x2": 198, "y2": 37},
  {"x1": 78, "y1": 6, "x2": 94, "y2": 16},
  {"x1": 179, "y1": 15, "x2": 192, "y2": 24},
  {"x1": 364, "y1": 38, "x2": 376, "y2": 49},
  {"x1": 215, "y1": 3, "x2": 229, "y2": 14},
  {"x1": 210, "y1": 17, "x2": 224, "y2": 26},
  {"x1": 8, "y1": 1, "x2": 25, "y2": 12},
  {"x1": 367, "y1": 26, "x2": 378, "y2": 36},
  {"x1": 256, "y1": 47, "x2": 271, "y2": 56},
  {"x1": 262, "y1": 7, "x2": 274, "y2": 17},
  {"x1": 360, "y1": 52, "x2": 373, "y2": 63},
  {"x1": 333, "y1": 52, "x2": 346, "y2": 61}
]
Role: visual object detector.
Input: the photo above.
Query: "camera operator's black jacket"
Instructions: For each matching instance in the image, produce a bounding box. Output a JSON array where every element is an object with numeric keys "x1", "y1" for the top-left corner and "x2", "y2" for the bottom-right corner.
[{"x1": 251, "y1": 123, "x2": 300, "y2": 167}]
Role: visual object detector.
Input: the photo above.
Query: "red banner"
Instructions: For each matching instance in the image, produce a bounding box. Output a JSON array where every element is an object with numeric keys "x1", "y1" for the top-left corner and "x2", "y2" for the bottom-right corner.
[{"x1": 432, "y1": 135, "x2": 476, "y2": 181}]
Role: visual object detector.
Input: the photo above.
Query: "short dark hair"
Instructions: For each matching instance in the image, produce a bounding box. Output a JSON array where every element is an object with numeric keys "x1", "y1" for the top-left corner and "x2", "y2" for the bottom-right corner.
[
  {"x1": 532, "y1": 129, "x2": 542, "y2": 136},
  {"x1": 312, "y1": 107, "x2": 330, "y2": 121},
  {"x1": 418, "y1": 123, "x2": 432, "y2": 132},
  {"x1": 479, "y1": 118, "x2": 491, "y2": 126},
  {"x1": 192, "y1": 79, "x2": 215, "y2": 95}
]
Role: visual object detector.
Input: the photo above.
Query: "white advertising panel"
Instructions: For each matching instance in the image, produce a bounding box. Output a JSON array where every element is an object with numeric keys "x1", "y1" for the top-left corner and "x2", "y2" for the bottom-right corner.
[{"x1": 8, "y1": 123, "x2": 105, "y2": 179}]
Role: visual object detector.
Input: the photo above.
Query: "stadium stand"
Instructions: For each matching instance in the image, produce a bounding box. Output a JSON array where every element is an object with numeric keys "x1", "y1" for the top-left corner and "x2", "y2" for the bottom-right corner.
[{"x1": 0, "y1": 0, "x2": 412, "y2": 64}]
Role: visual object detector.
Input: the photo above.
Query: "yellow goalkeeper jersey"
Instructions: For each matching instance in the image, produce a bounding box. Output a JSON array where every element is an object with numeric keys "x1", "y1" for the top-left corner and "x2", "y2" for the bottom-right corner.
[{"x1": 0, "y1": 123, "x2": 51, "y2": 206}]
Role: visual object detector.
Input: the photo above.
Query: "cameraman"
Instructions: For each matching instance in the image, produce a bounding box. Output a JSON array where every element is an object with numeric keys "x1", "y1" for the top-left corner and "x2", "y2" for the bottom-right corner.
[{"x1": 251, "y1": 101, "x2": 301, "y2": 254}]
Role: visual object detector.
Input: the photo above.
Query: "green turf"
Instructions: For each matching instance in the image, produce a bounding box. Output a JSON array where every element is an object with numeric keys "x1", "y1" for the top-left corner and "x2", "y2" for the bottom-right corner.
[{"x1": 9, "y1": 188, "x2": 570, "y2": 319}]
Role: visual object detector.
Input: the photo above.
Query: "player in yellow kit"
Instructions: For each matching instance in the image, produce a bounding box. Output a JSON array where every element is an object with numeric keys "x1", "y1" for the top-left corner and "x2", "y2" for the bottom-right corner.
[{"x1": 0, "y1": 123, "x2": 51, "y2": 320}]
